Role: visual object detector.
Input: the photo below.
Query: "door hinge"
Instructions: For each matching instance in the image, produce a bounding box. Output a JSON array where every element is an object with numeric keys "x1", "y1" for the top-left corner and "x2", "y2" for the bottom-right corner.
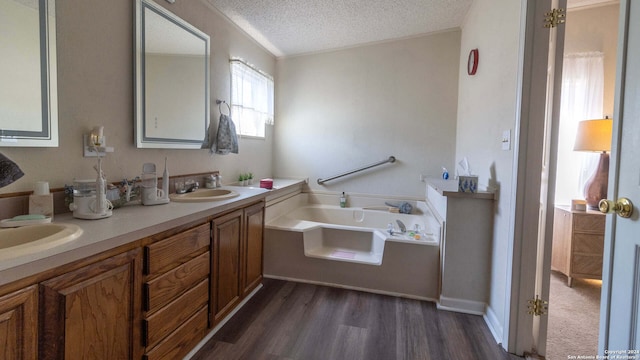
[
  {"x1": 544, "y1": 8, "x2": 566, "y2": 28},
  {"x1": 527, "y1": 295, "x2": 549, "y2": 316}
]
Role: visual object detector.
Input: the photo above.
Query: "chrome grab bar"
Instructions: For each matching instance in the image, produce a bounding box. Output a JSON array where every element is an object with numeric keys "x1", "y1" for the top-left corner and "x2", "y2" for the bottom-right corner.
[{"x1": 317, "y1": 156, "x2": 396, "y2": 185}]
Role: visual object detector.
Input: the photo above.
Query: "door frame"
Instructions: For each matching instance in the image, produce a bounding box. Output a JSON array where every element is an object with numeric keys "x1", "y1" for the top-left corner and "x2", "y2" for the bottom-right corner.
[
  {"x1": 509, "y1": 0, "x2": 628, "y2": 356},
  {"x1": 506, "y1": 0, "x2": 558, "y2": 354},
  {"x1": 598, "y1": 0, "x2": 628, "y2": 352}
]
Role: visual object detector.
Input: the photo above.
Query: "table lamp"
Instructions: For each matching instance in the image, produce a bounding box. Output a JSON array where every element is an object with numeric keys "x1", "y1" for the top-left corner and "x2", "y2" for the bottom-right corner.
[{"x1": 573, "y1": 118, "x2": 613, "y2": 209}]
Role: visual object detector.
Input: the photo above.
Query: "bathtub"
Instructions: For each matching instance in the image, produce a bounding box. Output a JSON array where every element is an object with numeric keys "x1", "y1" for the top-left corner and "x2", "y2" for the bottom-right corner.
[
  {"x1": 267, "y1": 204, "x2": 438, "y2": 265},
  {"x1": 264, "y1": 193, "x2": 441, "y2": 300}
]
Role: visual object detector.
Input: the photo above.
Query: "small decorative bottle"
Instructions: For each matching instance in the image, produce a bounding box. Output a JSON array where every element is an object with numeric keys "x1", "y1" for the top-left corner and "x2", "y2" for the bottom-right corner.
[{"x1": 340, "y1": 192, "x2": 347, "y2": 208}]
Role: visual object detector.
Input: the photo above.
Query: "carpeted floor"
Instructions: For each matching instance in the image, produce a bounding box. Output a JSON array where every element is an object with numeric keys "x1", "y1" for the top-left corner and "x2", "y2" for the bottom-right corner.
[{"x1": 546, "y1": 271, "x2": 601, "y2": 360}]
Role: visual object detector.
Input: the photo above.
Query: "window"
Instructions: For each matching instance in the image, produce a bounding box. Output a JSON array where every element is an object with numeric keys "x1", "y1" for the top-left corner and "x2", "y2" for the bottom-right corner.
[
  {"x1": 555, "y1": 52, "x2": 604, "y2": 205},
  {"x1": 230, "y1": 59, "x2": 274, "y2": 138}
]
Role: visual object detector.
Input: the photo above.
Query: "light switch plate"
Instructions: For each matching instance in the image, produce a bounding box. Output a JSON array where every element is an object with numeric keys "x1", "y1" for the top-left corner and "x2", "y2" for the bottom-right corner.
[{"x1": 502, "y1": 130, "x2": 511, "y2": 151}]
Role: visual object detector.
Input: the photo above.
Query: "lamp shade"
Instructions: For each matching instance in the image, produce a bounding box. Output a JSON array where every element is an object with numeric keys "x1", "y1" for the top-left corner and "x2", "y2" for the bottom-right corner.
[{"x1": 573, "y1": 118, "x2": 613, "y2": 152}]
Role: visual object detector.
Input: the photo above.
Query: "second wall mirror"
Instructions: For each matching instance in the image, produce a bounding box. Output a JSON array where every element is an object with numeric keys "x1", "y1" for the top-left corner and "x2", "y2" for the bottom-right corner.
[{"x1": 134, "y1": 0, "x2": 210, "y2": 149}]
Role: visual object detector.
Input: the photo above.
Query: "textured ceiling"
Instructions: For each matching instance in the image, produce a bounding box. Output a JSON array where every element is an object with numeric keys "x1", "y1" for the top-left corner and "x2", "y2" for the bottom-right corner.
[
  {"x1": 204, "y1": 0, "x2": 618, "y2": 58},
  {"x1": 205, "y1": 0, "x2": 473, "y2": 57}
]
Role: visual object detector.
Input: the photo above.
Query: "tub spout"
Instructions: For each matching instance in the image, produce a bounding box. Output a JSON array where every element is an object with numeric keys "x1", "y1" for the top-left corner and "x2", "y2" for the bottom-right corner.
[
  {"x1": 396, "y1": 220, "x2": 407, "y2": 233},
  {"x1": 387, "y1": 223, "x2": 395, "y2": 235}
]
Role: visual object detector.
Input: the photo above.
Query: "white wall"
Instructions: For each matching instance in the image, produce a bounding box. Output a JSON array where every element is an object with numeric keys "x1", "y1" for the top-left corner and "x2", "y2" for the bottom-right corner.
[
  {"x1": 274, "y1": 31, "x2": 461, "y2": 198},
  {"x1": 455, "y1": 0, "x2": 523, "y2": 343},
  {"x1": 0, "y1": 0, "x2": 275, "y2": 194}
]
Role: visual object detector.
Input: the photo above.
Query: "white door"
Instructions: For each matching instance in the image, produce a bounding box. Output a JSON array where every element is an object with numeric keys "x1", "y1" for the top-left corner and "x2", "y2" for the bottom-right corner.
[
  {"x1": 534, "y1": 0, "x2": 566, "y2": 355},
  {"x1": 509, "y1": 0, "x2": 566, "y2": 355},
  {"x1": 599, "y1": 0, "x2": 640, "y2": 353}
]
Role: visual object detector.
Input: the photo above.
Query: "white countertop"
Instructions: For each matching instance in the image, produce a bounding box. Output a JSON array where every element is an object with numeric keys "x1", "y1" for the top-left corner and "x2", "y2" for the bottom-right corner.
[{"x1": 0, "y1": 179, "x2": 306, "y2": 287}]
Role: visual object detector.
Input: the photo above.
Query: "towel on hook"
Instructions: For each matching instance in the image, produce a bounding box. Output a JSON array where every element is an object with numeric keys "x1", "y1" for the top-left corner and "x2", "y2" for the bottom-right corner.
[{"x1": 211, "y1": 113, "x2": 239, "y2": 155}]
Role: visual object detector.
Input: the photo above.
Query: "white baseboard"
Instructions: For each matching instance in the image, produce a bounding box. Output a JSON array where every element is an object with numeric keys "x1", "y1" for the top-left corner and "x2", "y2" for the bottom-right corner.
[
  {"x1": 437, "y1": 295, "x2": 486, "y2": 315},
  {"x1": 483, "y1": 305, "x2": 504, "y2": 346}
]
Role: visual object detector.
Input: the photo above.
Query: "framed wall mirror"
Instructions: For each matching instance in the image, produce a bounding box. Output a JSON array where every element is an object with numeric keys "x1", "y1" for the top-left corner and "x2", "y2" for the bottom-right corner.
[
  {"x1": 0, "y1": 0, "x2": 58, "y2": 147},
  {"x1": 134, "y1": 0, "x2": 210, "y2": 149}
]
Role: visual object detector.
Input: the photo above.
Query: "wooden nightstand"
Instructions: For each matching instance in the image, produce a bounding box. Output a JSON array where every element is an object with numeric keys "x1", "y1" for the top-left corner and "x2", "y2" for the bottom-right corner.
[{"x1": 551, "y1": 205, "x2": 606, "y2": 287}]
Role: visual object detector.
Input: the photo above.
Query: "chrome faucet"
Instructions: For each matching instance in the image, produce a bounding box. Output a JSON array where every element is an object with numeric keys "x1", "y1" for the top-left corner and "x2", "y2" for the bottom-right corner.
[
  {"x1": 184, "y1": 180, "x2": 199, "y2": 193},
  {"x1": 396, "y1": 220, "x2": 407, "y2": 233}
]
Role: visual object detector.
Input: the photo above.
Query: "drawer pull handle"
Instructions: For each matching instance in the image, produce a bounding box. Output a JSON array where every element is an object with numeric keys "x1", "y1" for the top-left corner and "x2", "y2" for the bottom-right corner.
[{"x1": 599, "y1": 198, "x2": 633, "y2": 218}]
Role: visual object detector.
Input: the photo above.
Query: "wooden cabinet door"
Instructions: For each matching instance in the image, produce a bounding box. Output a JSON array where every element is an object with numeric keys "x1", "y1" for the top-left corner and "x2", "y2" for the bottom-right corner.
[
  {"x1": 0, "y1": 285, "x2": 37, "y2": 360},
  {"x1": 242, "y1": 202, "x2": 264, "y2": 297},
  {"x1": 39, "y1": 249, "x2": 142, "y2": 360},
  {"x1": 211, "y1": 209, "x2": 243, "y2": 326}
]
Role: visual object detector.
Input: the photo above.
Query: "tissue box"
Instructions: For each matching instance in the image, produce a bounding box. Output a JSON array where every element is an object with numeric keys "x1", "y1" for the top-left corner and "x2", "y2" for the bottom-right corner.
[{"x1": 458, "y1": 176, "x2": 478, "y2": 193}]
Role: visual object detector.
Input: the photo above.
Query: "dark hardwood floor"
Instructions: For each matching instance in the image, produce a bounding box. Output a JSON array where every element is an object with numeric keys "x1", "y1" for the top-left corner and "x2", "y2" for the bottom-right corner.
[{"x1": 193, "y1": 279, "x2": 521, "y2": 360}]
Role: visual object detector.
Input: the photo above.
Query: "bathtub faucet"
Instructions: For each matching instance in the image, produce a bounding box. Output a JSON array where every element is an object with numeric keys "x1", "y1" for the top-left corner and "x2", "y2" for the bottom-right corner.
[
  {"x1": 396, "y1": 220, "x2": 407, "y2": 233},
  {"x1": 387, "y1": 222, "x2": 395, "y2": 235}
]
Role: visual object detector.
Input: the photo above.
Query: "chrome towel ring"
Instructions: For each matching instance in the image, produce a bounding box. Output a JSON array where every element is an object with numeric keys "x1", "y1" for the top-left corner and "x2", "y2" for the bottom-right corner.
[{"x1": 216, "y1": 99, "x2": 231, "y2": 116}]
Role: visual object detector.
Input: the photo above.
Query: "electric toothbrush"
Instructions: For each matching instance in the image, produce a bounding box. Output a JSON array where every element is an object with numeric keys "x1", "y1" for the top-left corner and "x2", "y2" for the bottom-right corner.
[{"x1": 162, "y1": 157, "x2": 169, "y2": 201}]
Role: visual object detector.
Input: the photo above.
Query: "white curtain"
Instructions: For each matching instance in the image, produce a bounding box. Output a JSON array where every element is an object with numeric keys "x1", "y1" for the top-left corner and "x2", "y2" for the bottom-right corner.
[
  {"x1": 230, "y1": 59, "x2": 274, "y2": 138},
  {"x1": 555, "y1": 52, "x2": 604, "y2": 205}
]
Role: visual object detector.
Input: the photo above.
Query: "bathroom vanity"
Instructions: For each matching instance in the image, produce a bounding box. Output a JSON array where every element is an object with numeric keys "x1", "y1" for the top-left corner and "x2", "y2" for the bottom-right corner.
[{"x1": 0, "y1": 182, "x2": 303, "y2": 360}]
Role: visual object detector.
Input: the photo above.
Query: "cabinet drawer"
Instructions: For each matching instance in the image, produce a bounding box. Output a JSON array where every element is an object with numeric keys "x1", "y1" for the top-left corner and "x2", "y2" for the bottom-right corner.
[
  {"x1": 145, "y1": 223, "x2": 210, "y2": 276},
  {"x1": 145, "y1": 251, "x2": 209, "y2": 312},
  {"x1": 571, "y1": 254, "x2": 603, "y2": 278},
  {"x1": 573, "y1": 233, "x2": 604, "y2": 254},
  {"x1": 572, "y1": 214, "x2": 605, "y2": 233},
  {"x1": 144, "y1": 279, "x2": 208, "y2": 348},
  {"x1": 143, "y1": 306, "x2": 208, "y2": 360}
]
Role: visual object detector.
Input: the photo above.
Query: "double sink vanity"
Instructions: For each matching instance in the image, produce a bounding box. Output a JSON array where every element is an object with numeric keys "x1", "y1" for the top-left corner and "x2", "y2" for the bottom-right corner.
[
  {"x1": 0, "y1": 180, "x2": 303, "y2": 359},
  {"x1": 0, "y1": 0, "x2": 288, "y2": 357}
]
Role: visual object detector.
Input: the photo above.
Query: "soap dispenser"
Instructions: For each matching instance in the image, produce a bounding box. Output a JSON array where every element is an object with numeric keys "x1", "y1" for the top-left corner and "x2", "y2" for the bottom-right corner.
[{"x1": 340, "y1": 192, "x2": 347, "y2": 208}]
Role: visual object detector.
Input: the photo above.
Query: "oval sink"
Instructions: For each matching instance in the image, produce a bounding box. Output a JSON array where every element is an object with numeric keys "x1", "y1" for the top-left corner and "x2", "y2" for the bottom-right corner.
[
  {"x1": 170, "y1": 188, "x2": 240, "y2": 202},
  {"x1": 0, "y1": 223, "x2": 83, "y2": 258}
]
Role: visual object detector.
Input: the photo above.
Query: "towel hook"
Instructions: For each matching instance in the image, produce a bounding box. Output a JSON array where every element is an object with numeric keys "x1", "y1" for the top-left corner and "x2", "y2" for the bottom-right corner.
[{"x1": 216, "y1": 99, "x2": 231, "y2": 116}]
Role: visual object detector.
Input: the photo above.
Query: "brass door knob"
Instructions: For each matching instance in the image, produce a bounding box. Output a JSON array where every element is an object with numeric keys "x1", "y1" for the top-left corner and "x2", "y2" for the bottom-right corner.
[{"x1": 599, "y1": 198, "x2": 634, "y2": 218}]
